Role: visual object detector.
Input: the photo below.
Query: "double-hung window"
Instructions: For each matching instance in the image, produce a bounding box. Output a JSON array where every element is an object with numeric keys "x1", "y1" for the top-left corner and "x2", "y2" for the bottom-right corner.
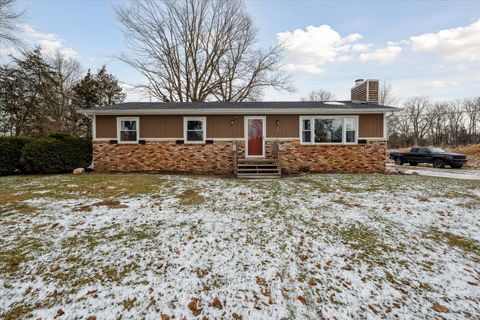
[
  {"x1": 300, "y1": 116, "x2": 357, "y2": 144},
  {"x1": 184, "y1": 117, "x2": 206, "y2": 143},
  {"x1": 301, "y1": 119, "x2": 312, "y2": 143},
  {"x1": 117, "y1": 117, "x2": 139, "y2": 143}
]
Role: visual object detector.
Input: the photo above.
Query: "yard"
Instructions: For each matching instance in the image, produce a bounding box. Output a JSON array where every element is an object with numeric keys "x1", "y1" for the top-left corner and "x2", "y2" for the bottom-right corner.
[{"x1": 0, "y1": 173, "x2": 479, "y2": 319}]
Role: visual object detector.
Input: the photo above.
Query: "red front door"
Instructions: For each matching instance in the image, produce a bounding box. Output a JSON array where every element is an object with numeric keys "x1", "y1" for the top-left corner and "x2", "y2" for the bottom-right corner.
[{"x1": 247, "y1": 118, "x2": 264, "y2": 157}]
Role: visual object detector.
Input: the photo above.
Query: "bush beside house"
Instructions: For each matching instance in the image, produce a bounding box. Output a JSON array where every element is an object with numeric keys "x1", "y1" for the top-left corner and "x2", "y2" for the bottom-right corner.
[
  {"x1": 0, "y1": 133, "x2": 92, "y2": 175},
  {"x1": 0, "y1": 137, "x2": 32, "y2": 175}
]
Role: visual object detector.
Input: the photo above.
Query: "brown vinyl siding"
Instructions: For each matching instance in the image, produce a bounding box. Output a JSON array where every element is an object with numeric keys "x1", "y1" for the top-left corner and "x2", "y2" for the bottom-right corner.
[
  {"x1": 95, "y1": 115, "x2": 117, "y2": 138},
  {"x1": 359, "y1": 114, "x2": 384, "y2": 138},
  {"x1": 95, "y1": 113, "x2": 385, "y2": 140},
  {"x1": 206, "y1": 115, "x2": 244, "y2": 138},
  {"x1": 140, "y1": 115, "x2": 183, "y2": 138},
  {"x1": 266, "y1": 115, "x2": 299, "y2": 138}
]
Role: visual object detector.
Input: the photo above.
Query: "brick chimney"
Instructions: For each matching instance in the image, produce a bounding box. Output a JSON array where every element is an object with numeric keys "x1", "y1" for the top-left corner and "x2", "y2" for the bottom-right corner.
[{"x1": 351, "y1": 79, "x2": 379, "y2": 104}]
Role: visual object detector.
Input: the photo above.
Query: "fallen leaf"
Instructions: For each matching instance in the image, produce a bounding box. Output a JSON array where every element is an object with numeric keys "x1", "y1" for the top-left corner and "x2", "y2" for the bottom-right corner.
[
  {"x1": 308, "y1": 279, "x2": 317, "y2": 286},
  {"x1": 54, "y1": 309, "x2": 64, "y2": 318},
  {"x1": 232, "y1": 313, "x2": 243, "y2": 320},
  {"x1": 297, "y1": 295, "x2": 307, "y2": 305},
  {"x1": 432, "y1": 302, "x2": 448, "y2": 313},
  {"x1": 211, "y1": 297, "x2": 222, "y2": 309},
  {"x1": 256, "y1": 277, "x2": 267, "y2": 286},
  {"x1": 161, "y1": 314, "x2": 169, "y2": 320},
  {"x1": 368, "y1": 304, "x2": 378, "y2": 314},
  {"x1": 261, "y1": 288, "x2": 271, "y2": 297},
  {"x1": 188, "y1": 298, "x2": 202, "y2": 316}
]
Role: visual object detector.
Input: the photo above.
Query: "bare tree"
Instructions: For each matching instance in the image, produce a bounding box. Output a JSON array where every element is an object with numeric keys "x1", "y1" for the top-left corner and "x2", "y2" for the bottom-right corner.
[
  {"x1": 301, "y1": 89, "x2": 336, "y2": 102},
  {"x1": 48, "y1": 52, "x2": 83, "y2": 132},
  {"x1": 0, "y1": 0, "x2": 23, "y2": 44},
  {"x1": 115, "y1": 0, "x2": 291, "y2": 102},
  {"x1": 464, "y1": 97, "x2": 480, "y2": 144},
  {"x1": 378, "y1": 80, "x2": 397, "y2": 106},
  {"x1": 445, "y1": 100, "x2": 465, "y2": 146},
  {"x1": 403, "y1": 96, "x2": 433, "y2": 146}
]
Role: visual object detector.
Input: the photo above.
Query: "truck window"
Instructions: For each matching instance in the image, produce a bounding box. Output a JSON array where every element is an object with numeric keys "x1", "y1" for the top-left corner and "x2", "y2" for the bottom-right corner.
[
  {"x1": 419, "y1": 148, "x2": 430, "y2": 154},
  {"x1": 411, "y1": 148, "x2": 418, "y2": 153}
]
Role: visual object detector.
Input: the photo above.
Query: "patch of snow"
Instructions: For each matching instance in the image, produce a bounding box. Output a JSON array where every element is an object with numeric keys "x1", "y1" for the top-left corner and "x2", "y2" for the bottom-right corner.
[
  {"x1": 324, "y1": 101, "x2": 345, "y2": 105},
  {"x1": 0, "y1": 174, "x2": 479, "y2": 319}
]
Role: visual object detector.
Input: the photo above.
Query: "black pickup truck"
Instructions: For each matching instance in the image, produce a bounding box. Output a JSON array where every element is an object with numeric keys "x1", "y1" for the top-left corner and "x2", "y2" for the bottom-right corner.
[{"x1": 389, "y1": 147, "x2": 467, "y2": 169}]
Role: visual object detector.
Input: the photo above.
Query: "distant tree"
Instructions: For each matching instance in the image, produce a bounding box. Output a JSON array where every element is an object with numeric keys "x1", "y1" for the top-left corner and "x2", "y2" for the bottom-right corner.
[
  {"x1": 115, "y1": 0, "x2": 291, "y2": 102},
  {"x1": 464, "y1": 97, "x2": 480, "y2": 144},
  {"x1": 0, "y1": 48, "x2": 57, "y2": 136},
  {"x1": 378, "y1": 80, "x2": 397, "y2": 106},
  {"x1": 403, "y1": 96, "x2": 432, "y2": 146},
  {"x1": 0, "y1": 0, "x2": 23, "y2": 44},
  {"x1": 95, "y1": 65, "x2": 126, "y2": 106},
  {"x1": 70, "y1": 65, "x2": 125, "y2": 136},
  {"x1": 301, "y1": 89, "x2": 336, "y2": 102},
  {"x1": 72, "y1": 66, "x2": 125, "y2": 109},
  {"x1": 48, "y1": 52, "x2": 83, "y2": 133}
]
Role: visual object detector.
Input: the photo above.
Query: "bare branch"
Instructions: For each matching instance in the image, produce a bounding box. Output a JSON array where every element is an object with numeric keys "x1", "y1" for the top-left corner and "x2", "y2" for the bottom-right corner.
[{"x1": 115, "y1": 0, "x2": 292, "y2": 102}]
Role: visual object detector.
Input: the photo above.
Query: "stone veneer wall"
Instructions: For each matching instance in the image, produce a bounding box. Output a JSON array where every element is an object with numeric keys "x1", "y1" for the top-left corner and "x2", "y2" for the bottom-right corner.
[
  {"x1": 93, "y1": 140, "x2": 386, "y2": 174},
  {"x1": 93, "y1": 141, "x2": 243, "y2": 174},
  {"x1": 274, "y1": 140, "x2": 387, "y2": 174}
]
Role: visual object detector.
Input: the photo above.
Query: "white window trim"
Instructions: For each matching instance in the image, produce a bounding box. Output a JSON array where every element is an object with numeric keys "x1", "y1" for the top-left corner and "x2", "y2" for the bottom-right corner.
[
  {"x1": 244, "y1": 116, "x2": 266, "y2": 158},
  {"x1": 117, "y1": 116, "x2": 140, "y2": 144},
  {"x1": 299, "y1": 115, "x2": 359, "y2": 145},
  {"x1": 92, "y1": 114, "x2": 96, "y2": 139},
  {"x1": 184, "y1": 116, "x2": 206, "y2": 144}
]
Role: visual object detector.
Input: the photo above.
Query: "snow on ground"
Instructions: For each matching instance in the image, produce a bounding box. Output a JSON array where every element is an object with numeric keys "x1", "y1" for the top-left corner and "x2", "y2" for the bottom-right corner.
[{"x1": 0, "y1": 173, "x2": 479, "y2": 319}]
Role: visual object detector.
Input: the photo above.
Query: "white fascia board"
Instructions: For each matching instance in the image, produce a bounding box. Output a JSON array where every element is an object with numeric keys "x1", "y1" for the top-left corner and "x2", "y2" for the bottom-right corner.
[{"x1": 80, "y1": 108, "x2": 394, "y2": 116}]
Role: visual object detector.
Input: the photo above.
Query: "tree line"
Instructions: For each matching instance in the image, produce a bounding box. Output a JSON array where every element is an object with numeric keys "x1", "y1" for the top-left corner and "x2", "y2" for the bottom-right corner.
[
  {"x1": 0, "y1": 48, "x2": 125, "y2": 137},
  {"x1": 388, "y1": 96, "x2": 480, "y2": 148}
]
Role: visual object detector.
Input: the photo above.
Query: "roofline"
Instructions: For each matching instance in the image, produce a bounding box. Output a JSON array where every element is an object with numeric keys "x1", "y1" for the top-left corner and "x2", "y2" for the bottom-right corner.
[{"x1": 79, "y1": 107, "x2": 397, "y2": 116}]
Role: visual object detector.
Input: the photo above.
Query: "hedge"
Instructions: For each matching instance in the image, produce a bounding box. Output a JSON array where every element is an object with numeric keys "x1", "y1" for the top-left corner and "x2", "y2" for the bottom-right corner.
[
  {"x1": 0, "y1": 137, "x2": 32, "y2": 175},
  {"x1": 0, "y1": 133, "x2": 92, "y2": 175}
]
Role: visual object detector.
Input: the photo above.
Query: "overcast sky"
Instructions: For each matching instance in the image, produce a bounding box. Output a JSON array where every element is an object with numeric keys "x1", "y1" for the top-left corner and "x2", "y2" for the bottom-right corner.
[{"x1": 3, "y1": 0, "x2": 480, "y2": 104}]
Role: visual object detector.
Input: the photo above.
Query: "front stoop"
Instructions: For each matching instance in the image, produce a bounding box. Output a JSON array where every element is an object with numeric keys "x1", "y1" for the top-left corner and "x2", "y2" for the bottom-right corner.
[{"x1": 236, "y1": 158, "x2": 281, "y2": 179}]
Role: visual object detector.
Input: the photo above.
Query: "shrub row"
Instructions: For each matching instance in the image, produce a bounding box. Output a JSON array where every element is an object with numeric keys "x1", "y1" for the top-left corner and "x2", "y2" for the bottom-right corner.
[{"x1": 0, "y1": 133, "x2": 92, "y2": 175}]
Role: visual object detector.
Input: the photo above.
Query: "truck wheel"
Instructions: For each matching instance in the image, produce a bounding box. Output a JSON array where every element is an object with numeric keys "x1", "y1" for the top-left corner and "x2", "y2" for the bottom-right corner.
[
  {"x1": 450, "y1": 164, "x2": 463, "y2": 169},
  {"x1": 395, "y1": 157, "x2": 404, "y2": 165},
  {"x1": 432, "y1": 159, "x2": 445, "y2": 168},
  {"x1": 409, "y1": 162, "x2": 418, "y2": 166}
]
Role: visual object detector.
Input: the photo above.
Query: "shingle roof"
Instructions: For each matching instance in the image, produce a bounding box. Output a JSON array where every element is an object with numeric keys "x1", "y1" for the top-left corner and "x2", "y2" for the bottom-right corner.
[
  {"x1": 88, "y1": 100, "x2": 396, "y2": 111},
  {"x1": 80, "y1": 101, "x2": 398, "y2": 115}
]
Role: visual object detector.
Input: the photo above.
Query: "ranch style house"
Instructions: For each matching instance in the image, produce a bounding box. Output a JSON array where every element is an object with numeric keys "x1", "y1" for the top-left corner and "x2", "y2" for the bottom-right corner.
[{"x1": 81, "y1": 79, "x2": 397, "y2": 178}]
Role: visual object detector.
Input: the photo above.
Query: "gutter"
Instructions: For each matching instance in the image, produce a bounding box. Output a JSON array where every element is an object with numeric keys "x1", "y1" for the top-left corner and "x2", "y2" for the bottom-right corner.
[{"x1": 78, "y1": 107, "x2": 398, "y2": 116}]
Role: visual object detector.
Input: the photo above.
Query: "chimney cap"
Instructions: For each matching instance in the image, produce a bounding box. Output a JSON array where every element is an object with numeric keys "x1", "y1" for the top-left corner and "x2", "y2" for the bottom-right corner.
[{"x1": 355, "y1": 78, "x2": 364, "y2": 84}]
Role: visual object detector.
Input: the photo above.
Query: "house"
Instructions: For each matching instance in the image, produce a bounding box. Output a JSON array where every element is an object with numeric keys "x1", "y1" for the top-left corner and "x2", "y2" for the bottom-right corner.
[{"x1": 81, "y1": 79, "x2": 397, "y2": 177}]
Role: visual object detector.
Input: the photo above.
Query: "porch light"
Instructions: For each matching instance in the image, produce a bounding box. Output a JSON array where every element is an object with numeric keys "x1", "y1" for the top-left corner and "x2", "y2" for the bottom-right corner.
[{"x1": 276, "y1": 120, "x2": 280, "y2": 126}]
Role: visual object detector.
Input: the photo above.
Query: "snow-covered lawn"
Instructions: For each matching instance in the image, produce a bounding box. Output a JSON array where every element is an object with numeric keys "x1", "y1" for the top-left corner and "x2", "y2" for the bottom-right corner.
[{"x1": 0, "y1": 173, "x2": 479, "y2": 319}]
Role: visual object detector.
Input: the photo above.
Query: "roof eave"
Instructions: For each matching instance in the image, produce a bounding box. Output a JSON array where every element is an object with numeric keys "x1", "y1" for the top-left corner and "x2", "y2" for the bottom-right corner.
[{"x1": 79, "y1": 107, "x2": 398, "y2": 116}]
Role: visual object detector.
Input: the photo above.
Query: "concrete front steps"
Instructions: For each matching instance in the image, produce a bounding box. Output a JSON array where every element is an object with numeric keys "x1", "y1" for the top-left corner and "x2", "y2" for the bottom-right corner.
[{"x1": 236, "y1": 158, "x2": 281, "y2": 179}]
